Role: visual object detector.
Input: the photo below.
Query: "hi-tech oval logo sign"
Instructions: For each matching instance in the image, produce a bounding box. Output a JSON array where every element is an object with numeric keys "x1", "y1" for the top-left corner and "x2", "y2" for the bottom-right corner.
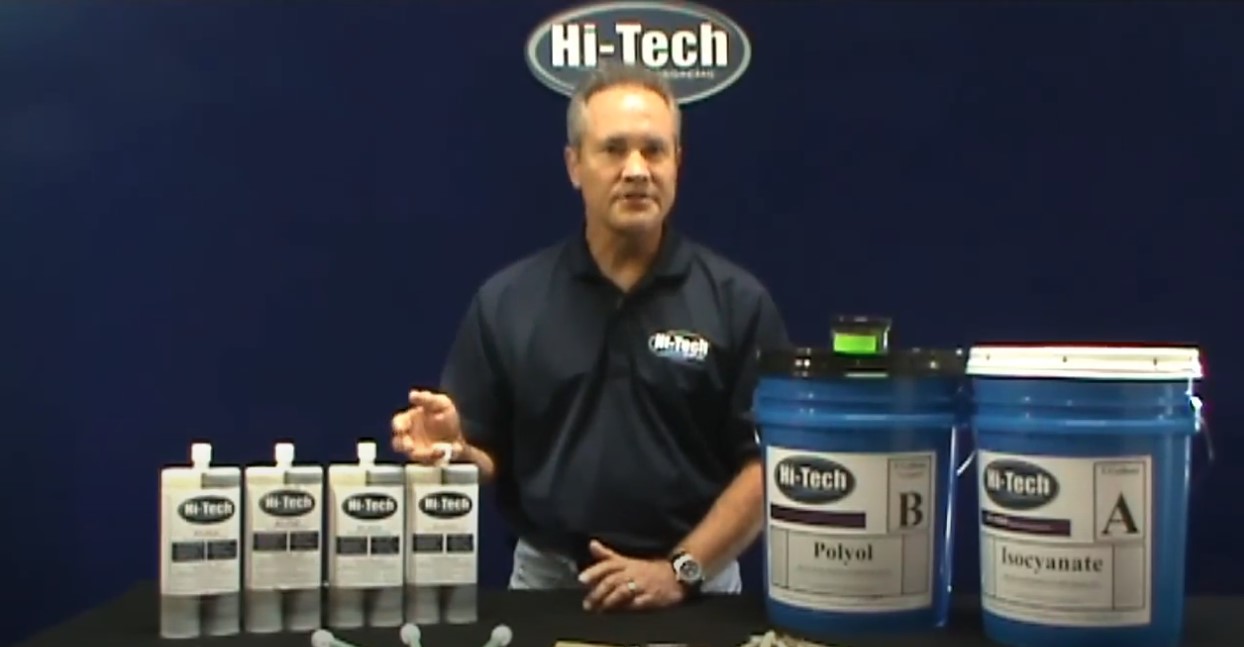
[
  {"x1": 342, "y1": 493, "x2": 399, "y2": 521},
  {"x1": 178, "y1": 496, "x2": 236, "y2": 525},
  {"x1": 983, "y1": 459, "x2": 1059, "y2": 510},
  {"x1": 418, "y1": 492, "x2": 473, "y2": 519},
  {"x1": 259, "y1": 489, "x2": 317, "y2": 518},
  {"x1": 524, "y1": 1, "x2": 753, "y2": 105},
  {"x1": 774, "y1": 456, "x2": 856, "y2": 505}
]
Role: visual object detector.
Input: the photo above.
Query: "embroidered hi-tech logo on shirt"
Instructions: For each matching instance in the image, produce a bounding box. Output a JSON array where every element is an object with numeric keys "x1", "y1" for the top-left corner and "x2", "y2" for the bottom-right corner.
[{"x1": 648, "y1": 330, "x2": 710, "y2": 364}]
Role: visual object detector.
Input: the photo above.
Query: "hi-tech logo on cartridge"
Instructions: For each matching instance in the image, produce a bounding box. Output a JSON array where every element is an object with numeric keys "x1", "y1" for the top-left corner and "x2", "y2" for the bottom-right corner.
[
  {"x1": 342, "y1": 493, "x2": 398, "y2": 520},
  {"x1": 259, "y1": 489, "x2": 316, "y2": 517},
  {"x1": 418, "y1": 492, "x2": 473, "y2": 519},
  {"x1": 178, "y1": 495, "x2": 236, "y2": 524},
  {"x1": 774, "y1": 456, "x2": 856, "y2": 505},
  {"x1": 983, "y1": 459, "x2": 1060, "y2": 511},
  {"x1": 524, "y1": 1, "x2": 752, "y2": 105}
]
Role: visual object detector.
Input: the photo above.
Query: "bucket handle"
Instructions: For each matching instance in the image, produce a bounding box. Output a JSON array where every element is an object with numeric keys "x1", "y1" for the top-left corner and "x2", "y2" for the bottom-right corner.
[
  {"x1": 1191, "y1": 395, "x2": 1216, "y2": 490},
  {"x1": 952, "y1": 396, "x2": 1214, "y2": 483},
  {"x1": 954, "y1": 424, "x2": 975, "y2": 478}
]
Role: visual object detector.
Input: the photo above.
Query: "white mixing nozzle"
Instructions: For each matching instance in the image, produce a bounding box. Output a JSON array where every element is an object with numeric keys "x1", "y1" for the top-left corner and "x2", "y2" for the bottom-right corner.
[
  {"x1": 357, "y1": 440, "x2": 377, "y2": 466},
  {"x1": 310, "y1": 628, "x2": 363, "y2": 647},
  {"x1": 191, "y1": 443, "x2": 212, "y2": 470},
  {"x1": 484, "y1": 624, "x2": 513, "y2": 647},
  {"x1": 743, "y1": 631, "x2": 779, "y2": 647},
  {"x1": 398, "y1": 623, "x2": 422, "y2": 646},
  {"x1": 275, "y1": 442, "x2": 295, "y2": 468}
]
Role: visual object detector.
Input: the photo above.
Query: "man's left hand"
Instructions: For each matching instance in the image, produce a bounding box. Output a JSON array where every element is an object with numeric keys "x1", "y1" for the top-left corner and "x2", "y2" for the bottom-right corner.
[{"x1": 578, "y1": 539, "x2": 685, "y2": 612}]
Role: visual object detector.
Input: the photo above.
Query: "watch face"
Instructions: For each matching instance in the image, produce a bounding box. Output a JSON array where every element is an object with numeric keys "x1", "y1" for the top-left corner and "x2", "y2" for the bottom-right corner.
[{"x1": 677, "y1": 557, "x2": 703, "y2": 582}]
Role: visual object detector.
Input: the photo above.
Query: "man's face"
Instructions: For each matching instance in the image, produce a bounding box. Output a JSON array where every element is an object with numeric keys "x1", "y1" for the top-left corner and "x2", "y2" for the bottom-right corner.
[{"x1": 565, "y1": 85, "x2": 681, "y2": 238}]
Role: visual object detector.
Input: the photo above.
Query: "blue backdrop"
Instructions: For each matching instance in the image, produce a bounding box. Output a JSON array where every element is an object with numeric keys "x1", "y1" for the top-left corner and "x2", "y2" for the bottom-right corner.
[{"x1": 3, "y1": 1, "x2": 1240, "y2": 643}]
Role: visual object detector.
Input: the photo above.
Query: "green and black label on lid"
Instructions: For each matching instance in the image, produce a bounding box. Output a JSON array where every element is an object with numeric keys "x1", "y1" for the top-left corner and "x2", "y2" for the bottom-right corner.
[
  {"x1": 831, "y1": 315, "x2": 891, "y2": 356},
  {"x1": 758, "y1": 315, "x2": 966, "y2": 378}
]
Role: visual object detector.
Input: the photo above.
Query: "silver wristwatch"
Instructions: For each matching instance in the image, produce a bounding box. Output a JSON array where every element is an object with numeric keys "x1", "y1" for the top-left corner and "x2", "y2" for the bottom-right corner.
[{"x1": 671, "y1": 550, "x2": 705, "y2": 592}]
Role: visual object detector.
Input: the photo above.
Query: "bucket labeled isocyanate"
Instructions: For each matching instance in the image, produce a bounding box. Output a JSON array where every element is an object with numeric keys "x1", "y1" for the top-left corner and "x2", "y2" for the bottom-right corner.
[
  {"x1": 966, "y1": 345, "x2": 1205, "y2": 647},
  {"x1": 754, "y1": 318, "x2": 967, "y2": 639}
]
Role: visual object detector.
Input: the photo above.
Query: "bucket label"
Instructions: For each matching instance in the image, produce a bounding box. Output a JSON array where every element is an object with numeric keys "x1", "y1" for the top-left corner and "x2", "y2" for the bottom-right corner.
[
  {"x1": 765, "y1": 446, "x2": 935, "y2": 612},
  {"x1": 978, "y1": 450, "x2": 1152, "y2": 627}
]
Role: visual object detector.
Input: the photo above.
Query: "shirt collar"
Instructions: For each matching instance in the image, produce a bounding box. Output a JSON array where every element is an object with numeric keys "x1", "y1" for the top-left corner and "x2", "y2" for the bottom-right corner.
[{"x1": 565, "y1": 224, "x2": 693, "y2": 283}]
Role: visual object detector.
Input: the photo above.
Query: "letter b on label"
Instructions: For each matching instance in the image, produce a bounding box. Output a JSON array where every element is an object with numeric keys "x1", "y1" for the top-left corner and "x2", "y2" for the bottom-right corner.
[{"x1": 899, "y1": 491, "x2": 925, "y2": 529}]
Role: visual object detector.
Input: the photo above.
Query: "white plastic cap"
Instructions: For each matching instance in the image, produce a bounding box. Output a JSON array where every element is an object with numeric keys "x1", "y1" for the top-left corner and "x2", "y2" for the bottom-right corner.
[
  {"x1": 492, "y1": 624, "x2": 513, "y2": 646},
  {"x1": 431, "y1": 442, "x2": 454, "y2": 467},
  {"x1": 191, "y1": 443, "x2": 212, "y2": 469},
  {"x1": 357, "y1": 440, "x2": 377, "y2": 466},
  {"x1": 275, "y1": 442, "x2": 294, "y2": 467}
]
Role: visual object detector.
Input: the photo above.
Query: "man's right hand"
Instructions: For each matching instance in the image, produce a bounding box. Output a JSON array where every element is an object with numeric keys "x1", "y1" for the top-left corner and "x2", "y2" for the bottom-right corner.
[{"x1": 391, "y1": 389, "x2": 465, "y2": 464}]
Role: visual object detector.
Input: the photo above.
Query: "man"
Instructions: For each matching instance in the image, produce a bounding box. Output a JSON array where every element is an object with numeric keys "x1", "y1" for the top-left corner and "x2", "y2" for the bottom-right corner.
[{"x1": 391, "y1": 63, "x2": 789, "y2": 612}]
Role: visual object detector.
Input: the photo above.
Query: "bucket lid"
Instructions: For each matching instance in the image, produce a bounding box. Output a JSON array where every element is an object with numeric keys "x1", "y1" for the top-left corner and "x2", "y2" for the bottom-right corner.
[
  {"x1": 966, "y1": 345, "x2": 1203, "y2": 380},
  {"x1": 757, "y1": 346, "x2": 967, "y2": 378},
  {"x1": 759, "y1": 314, "x2": 964, "y2": 378}
]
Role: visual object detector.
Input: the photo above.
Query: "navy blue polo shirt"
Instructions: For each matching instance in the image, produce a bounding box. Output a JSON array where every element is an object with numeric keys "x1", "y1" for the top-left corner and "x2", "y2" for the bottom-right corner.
[{"x1": 439, "y1": 228, "x2": 789, "y2": 562}]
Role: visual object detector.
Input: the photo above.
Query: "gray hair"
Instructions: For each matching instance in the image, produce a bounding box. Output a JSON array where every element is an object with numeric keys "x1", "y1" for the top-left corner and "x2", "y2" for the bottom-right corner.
[{"x1": 565, "y1": 62, "x2": 682, "y2": 149}]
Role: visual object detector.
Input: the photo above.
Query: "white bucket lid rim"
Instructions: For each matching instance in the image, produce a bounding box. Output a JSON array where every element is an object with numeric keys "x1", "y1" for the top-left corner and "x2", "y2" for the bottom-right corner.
[{"x1": 966, "y1": 345, "x2": 1203, "y2": 380}]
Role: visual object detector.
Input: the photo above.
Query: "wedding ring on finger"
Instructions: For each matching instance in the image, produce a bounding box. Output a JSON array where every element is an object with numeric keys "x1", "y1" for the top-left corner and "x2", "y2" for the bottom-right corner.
[{"x1": 626, "y1": 579, "x2": 638, "y2": 594}]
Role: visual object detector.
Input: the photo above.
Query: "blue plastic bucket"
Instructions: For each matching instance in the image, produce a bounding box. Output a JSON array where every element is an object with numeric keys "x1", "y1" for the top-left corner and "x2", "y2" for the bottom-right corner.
[
  {"x1": 966, "y1": 344, "x2": 1204, "y2": 647},
  {"x1": 754, "y1": 329, "x2": 967, "y2": 640}
]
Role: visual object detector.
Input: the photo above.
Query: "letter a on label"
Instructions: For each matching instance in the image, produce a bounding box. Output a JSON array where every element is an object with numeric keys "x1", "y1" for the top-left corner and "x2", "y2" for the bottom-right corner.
[{"x1": 1100, "y1": 494, "x2": 1139, "y2": 536}]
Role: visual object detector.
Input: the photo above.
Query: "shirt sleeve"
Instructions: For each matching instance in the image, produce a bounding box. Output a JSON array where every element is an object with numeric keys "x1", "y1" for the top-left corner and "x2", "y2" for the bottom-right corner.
[
  {"x1": 439, "y1": 291, "x2": 512, "y2": 455},
  {"x1": 725, "y1": 288, "x2": 790, "y2": 471}
]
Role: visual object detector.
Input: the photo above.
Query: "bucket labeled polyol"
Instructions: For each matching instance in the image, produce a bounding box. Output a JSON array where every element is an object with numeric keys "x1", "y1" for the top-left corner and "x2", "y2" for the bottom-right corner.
[
  {"x1": 754, "y1": 317, "x2": 968, "y2": 639},
  {"x1": 966, "y1": 345, "x2": 1205, "y2": 647}
]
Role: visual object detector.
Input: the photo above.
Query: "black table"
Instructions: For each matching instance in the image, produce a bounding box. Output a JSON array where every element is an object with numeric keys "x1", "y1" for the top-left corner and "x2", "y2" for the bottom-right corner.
[{"x1": 12, "y1": 583, "x2": 1242, "y2": 647}]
